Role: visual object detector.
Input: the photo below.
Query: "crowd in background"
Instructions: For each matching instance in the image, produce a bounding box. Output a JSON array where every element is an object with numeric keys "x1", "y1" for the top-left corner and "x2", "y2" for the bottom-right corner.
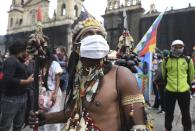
[
  {"x1": 0, "y1": 39, "x2": 195, "y2": 131},
  {"x1": 0, "y1": 43, "x2": 69, "y2": 131}
]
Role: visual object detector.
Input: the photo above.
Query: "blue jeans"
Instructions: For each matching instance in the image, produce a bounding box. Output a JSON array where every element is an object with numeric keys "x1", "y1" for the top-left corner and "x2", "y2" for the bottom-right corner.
[
  {"x1": 60, "y1": 71, "x2": 69, "y2": 92},
  {"x1": 0, "y1": 94, "x2": 27, "y2": 131}
]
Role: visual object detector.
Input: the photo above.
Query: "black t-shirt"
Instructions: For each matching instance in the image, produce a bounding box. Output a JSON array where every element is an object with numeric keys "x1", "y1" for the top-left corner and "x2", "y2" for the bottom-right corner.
[{"x1": 3, "y1": 56, "x2": 28, "y2": 96}]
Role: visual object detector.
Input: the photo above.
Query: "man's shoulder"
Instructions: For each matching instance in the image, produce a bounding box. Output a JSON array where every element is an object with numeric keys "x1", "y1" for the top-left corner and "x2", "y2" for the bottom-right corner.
[
  {"x1": 182, "y1": 55, "x2": 191, "y2": 62},
  {"x1": 114, "y1": 66, "x2": 138, "y2": 88},
  {"x1": 164, "y1": 55, "x2": 191, "y2": 61},
  {"x1": 111, "y1": 65, "x2": 131, "y2": 75},
  {"x1": 51, "y1": 60, "x2": 63, "y2": 72},
  {"x1": 105, "y1": 65, "x2": 131, "y2": 82}
]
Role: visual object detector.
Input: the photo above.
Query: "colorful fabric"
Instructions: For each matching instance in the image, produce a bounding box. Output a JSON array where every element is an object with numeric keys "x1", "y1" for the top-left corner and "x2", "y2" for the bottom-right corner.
[
  {"x1": 39, "y1": 89, "x2": 64, "y2": 131},
  {"x1": 134, "y1": 10, "x2": 165, "y2": 56},
  {"x1": 73, "y1": 60, "x2": 104, "y2": 102}
]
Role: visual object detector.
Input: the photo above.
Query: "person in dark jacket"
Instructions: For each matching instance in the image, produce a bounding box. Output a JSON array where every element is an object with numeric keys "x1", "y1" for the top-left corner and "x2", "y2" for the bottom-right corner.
[{"x1": 0, "y1": 41, "x2": 34, "y2": 131}]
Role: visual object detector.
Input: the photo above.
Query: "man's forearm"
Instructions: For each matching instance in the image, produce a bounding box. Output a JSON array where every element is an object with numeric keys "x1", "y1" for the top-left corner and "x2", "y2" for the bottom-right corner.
[
  {"x1": 20, "y1": 79, "x2": 30, "y2": 86},
  {"x1": 45, "y1": 110, "x2": 67, "y2": 124}
]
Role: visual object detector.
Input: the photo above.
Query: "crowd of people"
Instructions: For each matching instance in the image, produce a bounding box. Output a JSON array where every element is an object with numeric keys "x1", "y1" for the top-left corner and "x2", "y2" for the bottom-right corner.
[{"x1": 0, "y1": 10, "x2": 195, "y2": 131}]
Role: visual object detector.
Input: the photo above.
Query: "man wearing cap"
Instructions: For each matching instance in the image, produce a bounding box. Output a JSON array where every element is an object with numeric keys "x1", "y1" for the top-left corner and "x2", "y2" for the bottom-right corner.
[
  {"x1": 161, "y1": 40, "x2": 194, "y2": 131},
  {"x1": 29, "y1": 11, "x2": 148, "y2": 131}
]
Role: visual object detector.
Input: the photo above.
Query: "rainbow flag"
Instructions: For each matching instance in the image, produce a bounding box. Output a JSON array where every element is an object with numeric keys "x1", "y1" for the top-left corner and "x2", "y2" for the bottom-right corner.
[{"x1": 134, "y1": 10, "x2": 166, "y2": 56}]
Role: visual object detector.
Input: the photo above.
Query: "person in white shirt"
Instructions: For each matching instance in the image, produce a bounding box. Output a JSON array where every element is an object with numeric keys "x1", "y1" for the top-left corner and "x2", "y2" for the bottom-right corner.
[{"x1": 39, "y1": 54, "x2": 63, "y2": 131}]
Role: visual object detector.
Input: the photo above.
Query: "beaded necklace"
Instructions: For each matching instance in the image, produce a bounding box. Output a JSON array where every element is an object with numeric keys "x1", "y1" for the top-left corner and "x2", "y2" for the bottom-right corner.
[
  {"x1": 73, "y1": 60, "x2": 104, "y2": 103},
  {"x1": 63, "y1": 60, "x2": 105, "y2": 130}
]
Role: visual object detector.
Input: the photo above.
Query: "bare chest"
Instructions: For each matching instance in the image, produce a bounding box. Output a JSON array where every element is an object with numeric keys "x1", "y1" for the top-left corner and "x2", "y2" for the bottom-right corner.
[{"x1": 82, "y1": 75, "x2": 118, "y2": 111}]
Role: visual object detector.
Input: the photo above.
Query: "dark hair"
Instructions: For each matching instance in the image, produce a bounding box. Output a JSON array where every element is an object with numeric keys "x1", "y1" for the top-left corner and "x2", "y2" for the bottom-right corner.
[
  {"x1": 9, "y1": 41, "x2": 27, "y2": 55},
  {"x1": 64, "y1": 51, "x2": 79, "y2": 109},
  {"x1": 43, "y1": 49, "x2": 56, "y2": 90}
]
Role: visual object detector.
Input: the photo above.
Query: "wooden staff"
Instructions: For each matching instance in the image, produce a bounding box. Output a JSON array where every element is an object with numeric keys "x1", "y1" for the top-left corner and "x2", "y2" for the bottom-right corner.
[{"x1": 27, "y1": 22, "x2": 49, "y2": 131}]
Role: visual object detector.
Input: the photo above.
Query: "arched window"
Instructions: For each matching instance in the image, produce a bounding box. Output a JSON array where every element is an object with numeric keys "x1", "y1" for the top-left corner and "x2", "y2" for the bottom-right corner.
[
  {"x1": 74, "y1": 5, "x2": 78, "y2": 17},
  {"x1": 125, "y1": 0, "x2": 131, "y2": 6},
  {"x1": 10, "y1": 18, "x2": 13, "y2": 27},
  {"x1": 109, "y1": 2, "x2": 112, "y2": 10},
  {"x1": 132, "y1": 0, "x2": 137, "y2": 5},
  {"x1": 19, "y1": 18, "x2": 23, "y2": 25},
  {"x1": 61, "y1": 4, "x2": 66, "y2": 16},
  {"x1": 114, "y1": 1, "x2": 118, "y2": 8}
]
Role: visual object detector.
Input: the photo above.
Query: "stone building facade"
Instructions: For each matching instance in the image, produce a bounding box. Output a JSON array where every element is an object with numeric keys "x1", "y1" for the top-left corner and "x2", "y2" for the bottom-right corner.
[
  {"x1": 6, "y1": 0, "x2": 84, "y2": 53},
  {"x1": 103, "y1": 0, "x2": 143, "y2": 49},
  {"x1": 6, "y1": 0, "x2": 195, "y2": 55},
  {"x1": 103, "y1": 0, "x2": 195, "y2": 55}
]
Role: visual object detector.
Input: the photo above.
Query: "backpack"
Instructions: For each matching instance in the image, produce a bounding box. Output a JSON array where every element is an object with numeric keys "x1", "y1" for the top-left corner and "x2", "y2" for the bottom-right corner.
[
  {"x1": 153, "y1": 63, "x2": 164, "y2": 85},
  {"x1": 164, "y1": 56, "x2": 191, "y2": 85}
]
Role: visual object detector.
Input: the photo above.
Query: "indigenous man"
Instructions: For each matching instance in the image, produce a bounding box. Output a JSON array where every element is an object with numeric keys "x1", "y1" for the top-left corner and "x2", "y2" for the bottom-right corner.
[{"x1": 29, "y1": 11, "x2": 148, "y2": 131}]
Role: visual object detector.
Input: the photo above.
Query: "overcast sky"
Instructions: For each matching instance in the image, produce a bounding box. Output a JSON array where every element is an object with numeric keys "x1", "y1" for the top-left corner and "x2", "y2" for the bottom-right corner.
[{"x1": 0, "y1": 0, "x2": 195, "y2": 35}]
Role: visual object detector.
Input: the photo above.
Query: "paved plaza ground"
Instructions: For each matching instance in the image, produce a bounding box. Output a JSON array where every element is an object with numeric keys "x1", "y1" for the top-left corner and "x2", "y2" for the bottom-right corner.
[{"x1": 149, "y1": 94, "x2": 195, "y2": 131}]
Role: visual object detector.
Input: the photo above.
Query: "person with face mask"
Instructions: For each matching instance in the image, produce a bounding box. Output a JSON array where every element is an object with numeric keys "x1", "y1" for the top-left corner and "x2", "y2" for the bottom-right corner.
[
  {"x1": 161, "y1": 40, "x2": 194, "y2": 131},
  {"x1": 28, "y1": 11, "x2": 148, "y2": 131},
  {"x1": 0, "y1": 41, "x2": 34, "y2": 131}
]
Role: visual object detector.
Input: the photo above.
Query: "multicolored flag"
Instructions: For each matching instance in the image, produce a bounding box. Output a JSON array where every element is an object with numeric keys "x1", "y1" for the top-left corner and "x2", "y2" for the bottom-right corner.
[{"x1": 134, "y1": 9, "x2": 166, "y2": 56}]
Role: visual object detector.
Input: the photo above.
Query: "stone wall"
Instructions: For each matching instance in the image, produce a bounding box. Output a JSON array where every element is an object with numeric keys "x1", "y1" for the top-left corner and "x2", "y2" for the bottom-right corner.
[{"x1": 5, "y1": 24, "x2": 70, "y2": 53}]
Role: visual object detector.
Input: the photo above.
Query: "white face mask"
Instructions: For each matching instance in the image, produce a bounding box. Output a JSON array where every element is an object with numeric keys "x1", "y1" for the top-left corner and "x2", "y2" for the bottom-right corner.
[
  {"x1": 171, "y1": 46, "x2": 184, "y2": 57},
  {"x1": 80, "y1": 35, "x2": 110, "y2": 59}
]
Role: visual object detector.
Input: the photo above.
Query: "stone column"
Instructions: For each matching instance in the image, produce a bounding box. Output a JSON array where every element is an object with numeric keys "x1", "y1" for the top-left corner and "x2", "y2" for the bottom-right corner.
[
  {"x1": 56, "y1": 0, "x2": 62, "y2": 18},
  {"x1": 125, "y1": 0, "x2": 128, "y2": 6},
  {"x1": 107, "y1": 0, "x2": 112, "y2": 8},
  {"x1": 66, "y1": 0, "x2": 74, "y2": 19},
  {"x1": 66, "y1": 24, "x2": 72, "y2": 56}
]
